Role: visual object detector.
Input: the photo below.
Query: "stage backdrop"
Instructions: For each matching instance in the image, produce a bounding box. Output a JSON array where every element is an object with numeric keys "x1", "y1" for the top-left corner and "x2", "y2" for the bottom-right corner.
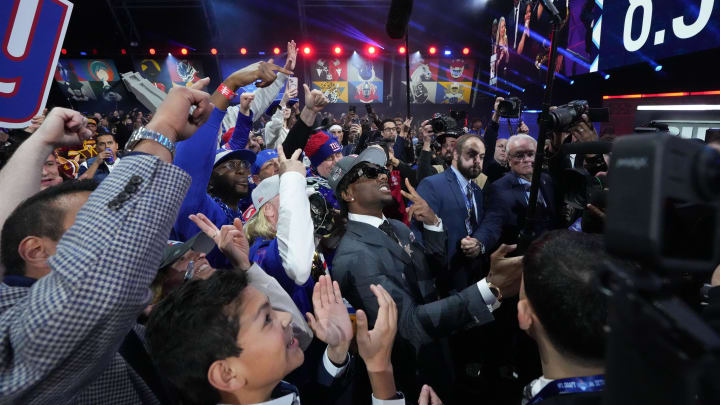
[
  {"x1": 219, "y1": 57, "x2": 289, "y2": 103},
  {"x1": 133, "y1": 56, "x2": 206, "y2": 94},
  {"x1": 54, "y1": 58, "x2": 130, "y2": 113}
]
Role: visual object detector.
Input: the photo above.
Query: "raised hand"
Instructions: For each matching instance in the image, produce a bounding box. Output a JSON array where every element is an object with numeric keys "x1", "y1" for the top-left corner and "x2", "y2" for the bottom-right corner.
[
  {"x1": 303, "y1": 83, "x2": 329, "y2": 112},
  {"x1": 277, "y1": 144, "x2": 306, "y2": 175},
  {"x1": 569, "y1": 113, "x2": 599, "y2": 143},
  {"x1": 487, "y1": 244, "x2": 523, "y2": 298},
  {"x1": 306, "y1": 275, "x2": 353, "y2": 364},
  {"x1": 145, "y1": 77, "x2": 212, "y2": 142},
  {"x1": 401, "y1": 178, "x2": 440, "y2": 226},
  {"x1": 34, "y1": 108, "x2": 94, "y2": 148},
  {"x1": 492, "y1": 96, "x2": 505, "y2": 123},
  {"x1": 355, "y1": 284, "x2": 398, "y2": 372},
  {"x1": 228, "y1": 60, "x2": 293, "y2": 89},
  {"x1": 285, "y1": 40, "x2": 297, "y2": 71},
  {"x1": 189, "y1": 214, "x2": 251, "y2": 271}
]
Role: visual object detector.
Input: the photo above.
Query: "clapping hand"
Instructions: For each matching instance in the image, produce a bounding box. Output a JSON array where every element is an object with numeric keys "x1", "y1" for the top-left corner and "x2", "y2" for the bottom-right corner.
[
  {"x1": 419, "y1": 385, "x2": 444, "y2": 405},
  {"x1": 284, "y1": 40, "x2": 297, "y2": 71},
  {"x1": 189, "y1": 214, "x2": 251, "y2": 271},
  {"x1": 355, "y1": 284, "x2": 398, "y2": 372},
  {"x1": 401, "y1": 178, "x2": 440, "y2": 226},
  {"x1": 306, "y1": 275, "x2": 353, "y2": 364}
]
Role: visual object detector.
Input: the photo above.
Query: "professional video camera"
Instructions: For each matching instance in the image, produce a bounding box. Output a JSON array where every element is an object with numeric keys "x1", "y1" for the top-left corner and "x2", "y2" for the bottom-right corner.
[
  {"x1": 428, "y1": 113, "x2": 457, "y2": 134},
  {"x1": 542, "y1": 100, "x2": 609, "y2": 131},
  {"x1": 601, "y1": 134, "x2": 720, "y2": 405}
]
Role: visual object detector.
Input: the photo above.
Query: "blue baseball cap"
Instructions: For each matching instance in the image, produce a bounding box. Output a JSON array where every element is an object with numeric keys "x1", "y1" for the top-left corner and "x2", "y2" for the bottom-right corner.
[
  {"x1": 251, "y1": 149, "x2": 279, "y2": 175},
  {"x1": 214, "y1": 148, "x2": 257, "y2": 168}
]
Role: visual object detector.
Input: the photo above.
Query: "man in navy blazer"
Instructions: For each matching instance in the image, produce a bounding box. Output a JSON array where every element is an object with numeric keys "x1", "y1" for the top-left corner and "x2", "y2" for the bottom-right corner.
[
  {"x1": 481, "y1": 134, "x2": 560, "y2": 249},
  {"x1": 416, "y1": 134, "x2": 495, "y2": 293}
]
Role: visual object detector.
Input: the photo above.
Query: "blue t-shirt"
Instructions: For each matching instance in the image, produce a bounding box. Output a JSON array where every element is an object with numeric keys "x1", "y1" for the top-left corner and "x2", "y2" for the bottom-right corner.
[{"x1": 249, "y1": 236, "x2": 315, "y2": 315}]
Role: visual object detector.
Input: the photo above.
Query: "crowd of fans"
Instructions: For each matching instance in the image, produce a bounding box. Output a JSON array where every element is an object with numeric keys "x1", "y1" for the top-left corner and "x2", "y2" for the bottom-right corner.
[{"x1": 1, "y1": 39, "x2": 720, "y2": 405}]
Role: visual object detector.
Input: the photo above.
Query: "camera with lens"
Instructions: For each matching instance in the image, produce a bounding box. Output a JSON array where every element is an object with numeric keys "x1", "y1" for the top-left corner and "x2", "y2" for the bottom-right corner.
[
  {"x1": 497, "y1": 97, "x2": 523, "y2": 118},
  {"x1": 606, "y1": 134, "x2": 720, "y2": 272},
  {"x1": 429, "y1": 113, "x2": 458, "y2": 134},
  {"x1": 544, "y1": 100, "x2": 609, "y2": 131}
]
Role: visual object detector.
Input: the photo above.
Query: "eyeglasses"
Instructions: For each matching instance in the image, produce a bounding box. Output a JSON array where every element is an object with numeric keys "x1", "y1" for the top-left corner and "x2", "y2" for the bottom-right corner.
[
  {"x1": 509, "y1": 150, "x2": 535, "y2": 160},
  {"x1": 383, "y1": 127, "x2": 399, "y2": 132},
  {"x1": 219, "y1": 160, "x2": 251, "y2": 172}
]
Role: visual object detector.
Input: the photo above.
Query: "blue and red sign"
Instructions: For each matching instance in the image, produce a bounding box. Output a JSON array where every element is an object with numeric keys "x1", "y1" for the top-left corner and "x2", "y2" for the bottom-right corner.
[{"x1": 1, "y1": 0, "x2": 73, "y2": 128}]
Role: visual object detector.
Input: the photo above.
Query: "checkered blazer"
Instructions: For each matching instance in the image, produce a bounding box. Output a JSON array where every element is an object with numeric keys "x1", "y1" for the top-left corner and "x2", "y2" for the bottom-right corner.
[{"x1": 0, "y1": 154, "x2": 190, "y2": 404}]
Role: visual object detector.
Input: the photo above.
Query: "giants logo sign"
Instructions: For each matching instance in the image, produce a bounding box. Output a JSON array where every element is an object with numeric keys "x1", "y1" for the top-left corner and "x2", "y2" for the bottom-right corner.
[{"x1": 1, "y1": 0, "x2": 73, "y2": 128}]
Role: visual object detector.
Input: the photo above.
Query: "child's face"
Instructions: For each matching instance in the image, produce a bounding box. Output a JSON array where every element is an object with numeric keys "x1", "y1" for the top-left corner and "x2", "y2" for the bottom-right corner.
[{"x1": 226, "y1": 286, "x2": 304, "y2": 390}]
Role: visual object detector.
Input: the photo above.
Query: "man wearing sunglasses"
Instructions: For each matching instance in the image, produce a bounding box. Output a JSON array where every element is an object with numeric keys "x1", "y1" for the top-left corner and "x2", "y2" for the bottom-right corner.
[
  {"x1": 327, "y1": 146, "x2": 522, "y2": 403},
  {"x1": 481, "y1": 133, "x2": 559, "y2": 249}
]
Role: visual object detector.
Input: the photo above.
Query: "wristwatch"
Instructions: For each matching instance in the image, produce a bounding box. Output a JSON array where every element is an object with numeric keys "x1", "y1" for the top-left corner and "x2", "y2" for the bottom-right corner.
[
  {"x1": 487, "y1": 281, "x2": 503, "y2": 302},
  {"x1": 125, "y1": 127, "x2": 176, "y2": 157}
]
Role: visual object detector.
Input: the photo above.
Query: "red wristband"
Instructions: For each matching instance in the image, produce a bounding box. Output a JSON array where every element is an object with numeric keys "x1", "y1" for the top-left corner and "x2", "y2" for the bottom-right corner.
[{"x1": 217, "y1": 83, "x2": 236, "y2": 101}]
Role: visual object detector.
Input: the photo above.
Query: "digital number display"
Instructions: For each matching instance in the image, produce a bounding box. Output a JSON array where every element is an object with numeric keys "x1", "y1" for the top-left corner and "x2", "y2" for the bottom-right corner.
[{"x1": 599, "y1": 0, "x2": 720, "y2": 70}]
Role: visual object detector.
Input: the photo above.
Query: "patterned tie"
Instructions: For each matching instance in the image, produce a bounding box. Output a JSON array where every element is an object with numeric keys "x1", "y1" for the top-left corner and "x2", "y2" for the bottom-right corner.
[
  {"x1": 524, "y1": 183, "x2": 546, "y2": 207},
  {"x1": 466, "y1": 183, "x2": 478, "y2": 230},
  {"x1": 379, "y1": 220, "x2": 400, "y2": 245}
]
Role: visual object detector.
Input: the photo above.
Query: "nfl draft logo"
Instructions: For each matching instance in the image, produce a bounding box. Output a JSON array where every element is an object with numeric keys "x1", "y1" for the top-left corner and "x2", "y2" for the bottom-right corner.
[{"x1": 1, "y1": 0, "x2": 73, "y2": 128}]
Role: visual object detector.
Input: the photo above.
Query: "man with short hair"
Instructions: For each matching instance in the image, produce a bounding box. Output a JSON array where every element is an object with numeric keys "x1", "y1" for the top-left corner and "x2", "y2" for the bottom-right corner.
[
  {"x1": 518, "y1": 230, "x2": 612, "y2": 404},
  {"x1": 480, "y1": 132, "x2": 559, "y2": 249},
  {"x1": 381, "y1": 118, "x2": 410, "y2": 163},
  {"x1": 78, "y1": 132, "x2": 119, "y2": 182},
  {"x1": 0, "y1": 81, "x2": 214, "y2": 403},
  {"x1": 417, "y1": 134, "x2": 495, "y2": 292},
  {"x1": 329, "y1": 147, "x2": 522, "y2": 402}
]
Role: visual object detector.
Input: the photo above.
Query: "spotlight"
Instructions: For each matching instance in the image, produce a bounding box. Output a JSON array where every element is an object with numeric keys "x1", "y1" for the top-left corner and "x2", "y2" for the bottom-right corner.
[
  {"x1": 61, "y1": 48, "x2": 67, "y2": 55},
  {"x1": 80, "y1": 51, "x2": 87, "y2": 56},
  {"x1": 655, "y1": 65, "x2": 663, "y2": 72},
  {"x1": 181, "y1": 48, "x2": 188, "y2": 55},
  {"x1": 121, "y1": 48, "x2": 126, "y2": 55},
  {"x1": 570, "y1": 80, "x2": 575, "y2": 85},
  {"x1": 273, "y1": 47, "x2": 281, "y2": 55},
  {"x1": 210, "y1": 48, "x2": 217, "y2": 55},
  {"x1": 462, "y1": 47, "x2": 470, "y2": 55},
  {"x1": 398, "y1": 46, "x2": 406, "y2": 54},
  {"x1": 258, "y1": 51, "x2": 265, "y2": 55},
  {"x1": 543, "y1": 84, "x2": 547, "y2": 89},
  {"x1": 604, "y1": 74, "x2": 611, "y2": 80},
  {"x1": 149, "y1": 48, "x2": 156, "y2": 55},
  {"x1": 333, "y1": 46, "x2": 343, "y2": 55},
  {"x1": 303, "y1": 46, "x2": 312, "y2": 55},
  {"x1": 444, "y1": 50, "x2": 451, "y2": 56},
  {"x1": 240, "y1": 48, "x2": 247, "y2": 55},
  {"x1": 368, "y1": 46, "x2": 376, "y2": 55},
  {"x1": 429, "y1": 46, "x2": 437, "y2": 55}
]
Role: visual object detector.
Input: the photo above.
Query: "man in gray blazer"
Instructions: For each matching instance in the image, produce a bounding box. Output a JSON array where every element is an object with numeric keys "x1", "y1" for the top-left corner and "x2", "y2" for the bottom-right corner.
[
  {"x1": 0, "y1": 82, "x2": 213, "y2": 404},
  {"x1": 327, "y1": 146, "x2": 523, "y2": 402}
]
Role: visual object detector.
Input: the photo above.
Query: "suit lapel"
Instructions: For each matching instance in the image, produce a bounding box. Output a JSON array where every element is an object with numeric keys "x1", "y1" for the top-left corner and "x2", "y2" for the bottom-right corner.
[
  {"x1": 444, "y1": 169, "x2": 467, "y2": 216},
  {"x1": 348, "y1": 221, "x2": 411, "y2": 266}
]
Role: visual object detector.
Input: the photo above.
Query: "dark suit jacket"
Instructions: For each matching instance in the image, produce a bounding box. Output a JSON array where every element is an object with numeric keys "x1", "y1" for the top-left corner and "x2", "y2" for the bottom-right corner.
[
  {"x1": 481, "y1": 171, "x2": 559, "y2": 249},
  {"x1": 332, "y1": 218, "x2": 494, "y2": 401},
  {"x1": 417, "y1": 169, "x2": 494, "y2": 292}
]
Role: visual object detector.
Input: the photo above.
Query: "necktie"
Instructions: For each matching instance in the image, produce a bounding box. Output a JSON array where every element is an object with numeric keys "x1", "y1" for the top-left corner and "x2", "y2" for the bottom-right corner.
[
  {"x1": 524, "y1": 183, "x2": 546, "y2": 207},
  {"x1": 466, "y1": 183, "x2": 478, "y2": 230},
  {"x1": 379, "y1": 220, "x2": 400, "y2": 245}
]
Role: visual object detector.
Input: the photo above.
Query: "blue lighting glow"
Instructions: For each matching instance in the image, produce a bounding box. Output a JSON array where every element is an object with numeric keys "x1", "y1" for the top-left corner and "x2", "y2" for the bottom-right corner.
[
  {"x1": 80, "y1": 51, "x2": 87, "y2": 56},
  {"x1": 604, "y1": 74, "x2": 610, "y2": 80},
  {"x1": 543, "y1": 84, "x2": 547, "y2": 89},
  {"x1": 654, "y1": 65, "x2": 663, "y2": 72},
  {"x1": 444, "y1": 50, "x2": 451, "y2": 56},
  {"x1": 570, "y1": 80, "x2": 575, "y2": 85},
  {"x1": 259, "y1": 51, "x2": 265, "y2": 55}
]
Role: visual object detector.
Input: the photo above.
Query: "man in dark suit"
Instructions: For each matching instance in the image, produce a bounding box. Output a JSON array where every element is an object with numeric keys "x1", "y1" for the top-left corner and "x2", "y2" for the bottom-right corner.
[
  {"x1": 416, "y1": 134, "x2": 494, "y2": 294},
  {"x1": 518, "y1": 230, "x2": 611, "y2": 404},
  {"x1": 481, "y1": 133, "x2": 560, "y2": 250},
  {"x1": 327, "y1": 146, "x2": 523, "y2": 402}
]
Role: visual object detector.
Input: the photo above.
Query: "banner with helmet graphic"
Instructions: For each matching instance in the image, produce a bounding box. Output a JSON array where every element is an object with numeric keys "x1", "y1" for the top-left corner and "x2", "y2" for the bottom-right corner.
[
  {"x1": 403, "y1": 54, "x2": 475, "y2": 104},
  {"x1": 132, "y1": 56, "x2": 206, "y2": 94},
  {"x1": 310, "y1": 53, "x2": 383, "y2": 104},
  {"x1": 1, "y1": 0, "x2": 73, "y2": 128}
]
